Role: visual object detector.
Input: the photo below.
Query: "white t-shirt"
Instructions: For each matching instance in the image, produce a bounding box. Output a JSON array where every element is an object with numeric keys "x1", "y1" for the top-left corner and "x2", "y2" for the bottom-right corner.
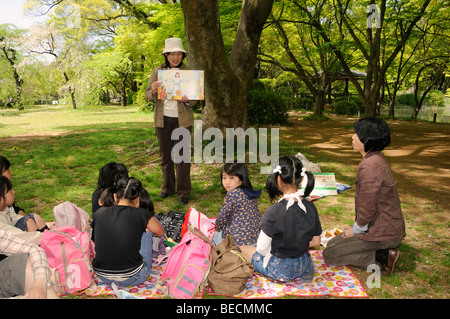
[
  {"x1": 163, "y1": 67, "x2": 179, "y2": 118},
  {"x1": 163, "y1": 100, "x2": 178, "y2": 118}
]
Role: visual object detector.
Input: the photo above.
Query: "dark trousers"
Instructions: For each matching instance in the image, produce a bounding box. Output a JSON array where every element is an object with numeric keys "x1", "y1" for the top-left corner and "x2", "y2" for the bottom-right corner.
[
  {"x1": 322, "y1": 233, "x2": 402, "y2": 269},
  {"x1": 156, "y1": 116, "x2": 191, "y2": 199}
]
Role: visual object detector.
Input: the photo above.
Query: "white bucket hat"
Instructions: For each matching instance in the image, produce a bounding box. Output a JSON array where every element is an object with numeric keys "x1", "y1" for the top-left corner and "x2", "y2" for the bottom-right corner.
[{"x1": 162, "y1": 37, "x2": 187, "y2": 55}]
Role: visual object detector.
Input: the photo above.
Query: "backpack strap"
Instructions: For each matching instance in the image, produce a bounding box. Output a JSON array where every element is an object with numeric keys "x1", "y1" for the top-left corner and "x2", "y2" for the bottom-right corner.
[
  {"x1": 155, "y1": 276, "x2": 171, "y2": 298},
  {"x1": 188, "y1": 225, "x2": 214, "y2": 247}
]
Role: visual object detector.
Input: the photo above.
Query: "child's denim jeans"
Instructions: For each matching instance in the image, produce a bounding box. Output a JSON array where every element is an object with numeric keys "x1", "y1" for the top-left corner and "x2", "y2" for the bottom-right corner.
[{"x1": 252, "y1": 251, "x2": 314, "y2": 283}]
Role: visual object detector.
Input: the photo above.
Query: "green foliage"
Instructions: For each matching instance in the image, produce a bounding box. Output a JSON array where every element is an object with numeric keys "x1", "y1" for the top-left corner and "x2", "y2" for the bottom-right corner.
[
  {"x1": 247, "y1": 89, "x2": 289, "y2": 126},
  {"x1": 290, "y1": 97, "x2": 314, "y2": 110},
  {"x1": 334, "y1": 100, "x2": 359, "y2": 115},
  {"x1": 253, "y1": 78, "x2": 310, "y2": 111},
  {"x1": 302, "y1": 114, "x2": 331, "y2": 121},
  {"x1": 332, "y1": 96, "x2": 361, "y2": 115},
  {"x1": 4, "y1": 0, "x2": 447, "y2": 124},
  {"x1": 426, "y1": 90, "x2": 444, "y2": 108},
  {"x1": 136, "y1": 83, "x2": 153, "y2": 112},
  {"x1": 397, "y1": 94, "x2": 416, "y2": 107},
  {"x1": 396, "y1": 91, "x2": 444, "y2": 109}
]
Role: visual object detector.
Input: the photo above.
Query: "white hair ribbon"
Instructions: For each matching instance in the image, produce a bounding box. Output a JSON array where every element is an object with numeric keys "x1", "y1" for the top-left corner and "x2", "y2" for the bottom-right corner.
[
  {"x1": 301, "y1": 167, "x2": 306, "y2": 177},
  {"x1": 278, "y1": 188, "x2": 307, "y2": 212}
]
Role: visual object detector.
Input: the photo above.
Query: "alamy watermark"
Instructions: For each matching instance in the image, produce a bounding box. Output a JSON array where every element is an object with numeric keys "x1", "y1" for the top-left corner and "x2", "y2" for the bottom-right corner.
[
  {"x1": 170, "y1": 120, "x2": 279, "y2": 173},
  {"x1": 366, "y1": 264, "x2": 381, "y2": 289},
  {"x1": 367, "y1": 4, "x2": 381, "y2": 29},
  {"x1": 66, "y1": 264, "x2": 83, "y2": 290}
]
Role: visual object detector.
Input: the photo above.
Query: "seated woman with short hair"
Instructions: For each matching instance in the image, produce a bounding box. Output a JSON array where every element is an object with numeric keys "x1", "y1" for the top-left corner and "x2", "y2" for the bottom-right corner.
[{"x1": 323, "y1": 117, "x2": 406, "y2": 276}]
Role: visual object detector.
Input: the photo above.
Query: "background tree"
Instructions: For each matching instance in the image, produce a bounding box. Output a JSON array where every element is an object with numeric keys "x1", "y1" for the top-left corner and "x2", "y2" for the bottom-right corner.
[
  {"x1": 384, "y1": 0, "x2": 450, "y2": 118},
  {"x1": 0, "y1": 24, "x2": 26, "y2": 110},
  {"x1": 23, "y1": 22, "x2": 84, "y2": 109},
  {"x1": 411, "y1": 61, "x2": 448, "y2": 119},
  {"x1": 16, "y1": 0, "x2": 449, "y2": 123},
  {"x1": 304, "y1": 0, "x2": 432, "y2": 117},
  {"x1": 259, "y1": 1, "x2": 347, "y2": 116}
]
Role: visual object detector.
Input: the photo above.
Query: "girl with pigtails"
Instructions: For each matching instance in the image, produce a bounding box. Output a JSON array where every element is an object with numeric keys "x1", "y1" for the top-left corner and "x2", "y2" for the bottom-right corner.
[
  {"x1": 241, "y1": 156, "x2": 322, "y2": 283},
  {"x1": 91, "y1": 177, "x2": 163, "y2": 287}
]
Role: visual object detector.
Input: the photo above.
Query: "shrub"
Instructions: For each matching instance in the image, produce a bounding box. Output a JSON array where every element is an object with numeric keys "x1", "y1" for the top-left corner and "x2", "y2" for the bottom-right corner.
[
  {"x1": 251, "y1": 79, "x2": 267, "y2": 91},
  {"x1": 396, "y1": 94, "x2": 416, "y2": 107},
  {"x1": 426, "y1": 90, "x2": 444, "y2": 108},
  {"x1": 302, "y1": 114, "x2": 331, "y2": 121},
  {"x1": 334, "y1": 100, "x2": 359, "y2": 115},
  {"x1": 247, "y1": 89, "x2": 289, "y2": 126},
  {"x1": 135, "y1": 84, "x2": 153, "y2": 112},
  {"x1": 290, "y1": 97, "x2": 314, "y2": 110}
]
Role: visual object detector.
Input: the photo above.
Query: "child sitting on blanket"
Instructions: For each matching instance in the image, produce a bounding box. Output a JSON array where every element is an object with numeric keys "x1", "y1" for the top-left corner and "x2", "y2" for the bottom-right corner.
[
  {"x1": 241, "y1": 156, "x2": 322, "y2": 283},
  {"x1": 91, "y1": 177, "x2": 163, "y2": 287},
  {"x1": 0, "y1": 156, "x2": 48, "y2": 233},
  {"x1": 1, "y1": 156, "x2": 26, "y2": 217},
  {"x1": 0, "y1": 173, "x2": 48, "y2": 236},
  {"x1": 213, "y1": 162, "x2": 262, "y2": 246}
]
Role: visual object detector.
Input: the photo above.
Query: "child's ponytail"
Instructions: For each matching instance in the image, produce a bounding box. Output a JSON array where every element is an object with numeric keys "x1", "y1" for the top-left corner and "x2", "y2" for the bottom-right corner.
[
  {"x1": 303, "y1": 171, "x2": 315, "y2": 197},
  {"x1": 265, "y1": 170, "x2": 282, "y2": 202}
]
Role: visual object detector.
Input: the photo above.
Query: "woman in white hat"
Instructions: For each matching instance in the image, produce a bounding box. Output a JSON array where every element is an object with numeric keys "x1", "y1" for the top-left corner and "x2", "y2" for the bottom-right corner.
[{"x1": 145, "y1": 37, "x2": 197, "y2": 205}]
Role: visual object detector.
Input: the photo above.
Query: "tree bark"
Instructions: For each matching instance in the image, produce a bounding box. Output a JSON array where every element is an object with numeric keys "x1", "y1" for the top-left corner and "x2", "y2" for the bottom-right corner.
[
  {"x1": 120, "y1": 76, "x2": 127, "y2": 107},
  {"x1": 12, "y1": 70, "x2": 24, "y2": 111},
  {"x1": 63, "y1": 71, "x2": 77, "y2": 109}
]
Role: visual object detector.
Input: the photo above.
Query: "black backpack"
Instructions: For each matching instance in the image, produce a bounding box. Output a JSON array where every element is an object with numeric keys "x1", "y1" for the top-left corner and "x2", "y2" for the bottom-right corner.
[{"x1": 156, "y1": 211, "x2": 186, "y2": 242}]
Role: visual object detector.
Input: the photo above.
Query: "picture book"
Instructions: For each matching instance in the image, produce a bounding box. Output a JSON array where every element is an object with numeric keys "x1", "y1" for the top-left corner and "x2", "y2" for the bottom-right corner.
[
  {"x1": 157, "y1": 70, "x2": 204, "y2": 101},
  {"x1": 302, "y1": 173, "x2": 338, "y2": 197}
]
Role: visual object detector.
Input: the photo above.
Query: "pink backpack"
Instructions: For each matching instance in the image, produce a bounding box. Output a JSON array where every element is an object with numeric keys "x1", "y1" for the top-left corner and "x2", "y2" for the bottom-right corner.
[
  {"x1": 40, "y1": 226, "x2": 95, "y2": 295},
  {"x1": 159, "y1": 225, "x2": 212, "y2": 299},
  {"x1": 53, "y1": 201, "x2": 90, "y2": 232}
]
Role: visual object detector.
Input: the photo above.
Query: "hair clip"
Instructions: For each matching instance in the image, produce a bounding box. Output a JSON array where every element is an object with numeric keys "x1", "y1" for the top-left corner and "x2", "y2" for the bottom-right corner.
[
  {"x1": 301, "y1": 167, "x2": 306, "y2": 177},
  {"x1": 271, "y1": 165, "x2": 282, "y2": 175}
]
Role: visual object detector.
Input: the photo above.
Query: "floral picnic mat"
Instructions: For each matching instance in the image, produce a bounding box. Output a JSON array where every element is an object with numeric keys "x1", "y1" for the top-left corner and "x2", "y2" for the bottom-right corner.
[{"x1": 84, "y1": 250, "x2": 368, "y2": 299}]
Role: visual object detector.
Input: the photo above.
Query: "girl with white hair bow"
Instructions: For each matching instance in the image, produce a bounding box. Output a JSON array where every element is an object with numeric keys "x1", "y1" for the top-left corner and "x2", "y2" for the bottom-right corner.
[{"x1": 241, "y1": 156, "x2": 322, "y2": 283}]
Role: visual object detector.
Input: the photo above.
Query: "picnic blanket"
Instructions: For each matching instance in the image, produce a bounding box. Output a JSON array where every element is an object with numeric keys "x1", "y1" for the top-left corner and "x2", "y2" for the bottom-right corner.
[{"x1": 84, "y1": 250, "x2": 368, "y2": 299}]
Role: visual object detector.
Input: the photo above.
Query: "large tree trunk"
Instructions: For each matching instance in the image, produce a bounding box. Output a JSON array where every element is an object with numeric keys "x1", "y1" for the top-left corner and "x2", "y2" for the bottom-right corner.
[{"x1": 181, "y1": 0, "x2": 274, "y2": 130}]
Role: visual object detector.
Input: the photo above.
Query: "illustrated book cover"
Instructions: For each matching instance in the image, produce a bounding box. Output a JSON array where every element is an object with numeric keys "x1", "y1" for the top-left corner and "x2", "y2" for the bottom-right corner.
[{"x1": 157, "y1": 70, "x2": 204, "y2": 100}]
